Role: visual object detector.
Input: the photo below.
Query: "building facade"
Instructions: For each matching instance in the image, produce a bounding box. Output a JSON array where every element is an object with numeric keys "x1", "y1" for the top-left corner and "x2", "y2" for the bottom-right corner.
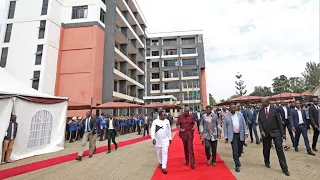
[
  {"x1": 146, "y1": 31, "x2": 208, "y2": 111},
  {"x1": 0, "y1": 0, "x2": 147, "y2": 116}
]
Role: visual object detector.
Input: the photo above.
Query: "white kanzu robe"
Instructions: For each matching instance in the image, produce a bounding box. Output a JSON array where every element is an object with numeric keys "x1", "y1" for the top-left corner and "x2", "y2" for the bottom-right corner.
[{"x1": 151, "y1": 119, "x2": 172, "y2": 169}]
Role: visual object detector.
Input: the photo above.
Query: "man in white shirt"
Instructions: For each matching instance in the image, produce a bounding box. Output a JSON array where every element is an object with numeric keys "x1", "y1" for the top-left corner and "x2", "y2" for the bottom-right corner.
[
  {"x1": 106, "y1": 114, "x2": 118, "y2": 154},
  {"x1": 151, "y1": 110, "x2": 172, "y2": 174},
  {"x1": 290, "y1": 100, "x2": 316, "y2": 156}
]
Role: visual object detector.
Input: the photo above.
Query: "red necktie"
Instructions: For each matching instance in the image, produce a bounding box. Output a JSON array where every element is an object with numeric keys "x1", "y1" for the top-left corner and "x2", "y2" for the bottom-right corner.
[{"x1": 265, "y1": 108, "x2": 269, "y2": 118}]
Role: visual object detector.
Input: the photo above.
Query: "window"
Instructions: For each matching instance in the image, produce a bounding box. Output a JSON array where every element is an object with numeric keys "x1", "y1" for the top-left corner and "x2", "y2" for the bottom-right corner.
[
  {"x1": 151, "y1": 84, "x2": 160, "y2": 90},
  {"x1": 27, "y1": 110, "x2": 53, "y2": 148},
  {"x1": 151, "y1": 73, "x2": 160, "y2": 79},
  {"x1": 41, "y1": 0, "x2": 49, "y2": 15},
  {"x1": 164, "y1": 82, "x2": 179, "y2": 89},
  {"x1": 72, "y1": 6, "x2": 88, "y2": 19},
  {"x1": 151, "y1": 51, "x2": 159, "y2": 56},
  {"x1": 151, "y1": 39, "x2": 159, "y2": 45},
  {"x1": 4, "y1": 24, "x2": 12, "y2": 43},
  {"x1": 163, "y1": 49, "x2": 177, "y2": 56},
  {"x1": 38, "y1": 20, "x2": 46, "y2": 39},
  {"x1": 100, "y1": 8, "x2": 105, "y2": 24},
  {"x1": 7, "y1": 1, "x2": 16, "y2": 19},
  {"x1": 182, "y1": 48, "x2": 197, "y2": 54},
  {"x1": 101, "y1": 0, "x2": 106, "y2": 4},
  {"x1": 0, "y1": 47, "x2": 9, "y2": 68},
  {"x1": 35, "y1": 45, "x2": 43, "y2": 65},
  {"x1": 183, "y1": 69, "x2": 198, "y2": 77},
  {"x1": 151, "y1": 61, "x2": 159, "y2": 68},
  {"x1": 164, "y1": 71, "x2": 179, "y2": 78},
  {"x1": 163, "y1": 60, "x2": 178, "y2": 67},
  {"x1": 183, "y1": 80, "x2": 199, "y2": 88},
  {"x1": 32, "y1": 71, "x2": 41, "y2": 90},
  {"x1": 114, "y1": 81, "x2": 117, "y2": 91},
  {"x1": 163, "y1": 38, "x2": 177, "y2": 45},
  {"x1": 184, "y1": 91, "x2": 200, "y2": 100},
  {"x1": 182, "y1": 59, "x2": 197, "y2": 66},
  {"x1": 181, "y1": 37, "x2": 195, "y2": 44}
]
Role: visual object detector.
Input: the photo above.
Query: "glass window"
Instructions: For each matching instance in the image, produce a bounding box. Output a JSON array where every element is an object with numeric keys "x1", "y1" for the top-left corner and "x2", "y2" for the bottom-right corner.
[
  {"x1": 72, "y1": 6, "x2": 88, "y2": 19},
  {"x1": 151, "y1": 73, "x2": 160, "y2": 79},
  {"x1": 163, "y1": 49, "x2": 177, "y2": 55},
  {"x1": 41, "y1": 0, "x2": 49, "y2": 15},
  {"x1": 151, "y1": 61, "x2": 159, "y2": 68},
  {"x1": 182, "y1": 59, "x2": 197, "y2": 66},
  {"x1": 163, "y1": 60, "x2": 178, "y2": 67},
  {"x1": 35, "y1": 45, "x2": 43, "y2": 65},
  {"x1": 151, "y1": 51, "x2": 159, "y2": 56},
  {"x1": 0, "y1": 47, "x2": 9, "y2": 68},
  {"x1": 100, "y1": 8, "x2": 105, "y2": 23},
  {"x1": 164, "y1": 81, "x2": 179, "y2": 89},
  {"x1": 163, "y1": 38, "x2": 177, "y2": 45},
  {"x1": 183, "y1": 91, "x2": 200, "y2": 100},
  {"x1": 164, "y1": 71, "x2": 179, "y2": 78},
  {"x1": 181, "y1": 48, "x2": 197, "y2": 54},
  {"x1": 38, "y1": 20, "x2": 46, "y2": 39},
  {"x1": 181, "y1": 37, "x2": 195, "y2": 44},
  {"x1": 7, "y1": 1, "x2": 16, "y2": 19},
  {"x1": 183, "y1": 69, "x2": 198, "y2": 77},
  {"x1": 32, "y1": 71, "x2": 41, "y2": 90},
  {"x1": 151, "y1": 39, "x2": 159, "y2": 45},
  {"x1": 4, "y1": 24, "x2": 12, "y2": 43},
  {"x1": 183, "y1": 80, "x2": 199, "y2": 88},
  {"x1": 151, "y1": 84, "x2": 160, "y2": 90}
]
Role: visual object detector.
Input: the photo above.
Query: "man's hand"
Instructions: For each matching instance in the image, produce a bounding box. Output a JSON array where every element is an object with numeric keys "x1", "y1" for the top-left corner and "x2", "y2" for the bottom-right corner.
[
  {"x1": 283, "y1": 135, "x2": 286, "y2": 140},
  {"x1": 225, "y1": 138, "x2": 228, "y2": 143},
  {"x1": 260, "y1": 132, "x2": 265, "y2": 138},
  {"x1": 245, "y1": 133, "x2": 248, "y2": 138},
  {"x1": 292, "y1": 127, "x2": 296, "y2": 133},
  {"x1": 180, "y1": 128, "x2": 185, "y2": 132},
  {"x1": 152, "y1": 139, "x2": 156, "y2": 145},
  {"x1": 169, "y1": 140, "x2": 172, "y2": 145}
]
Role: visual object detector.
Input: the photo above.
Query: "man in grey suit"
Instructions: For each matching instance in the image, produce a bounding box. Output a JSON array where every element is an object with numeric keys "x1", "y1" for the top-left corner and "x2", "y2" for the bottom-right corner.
[
  {"x1": 76, "y1": 111, "x2": 96, "y2": 161},
  {"x1": 224, "y1": 104, "x2": 248, "y2": 172},
  {"x1": 258, "y1": 97, "x2": 289, "y2": 176}
]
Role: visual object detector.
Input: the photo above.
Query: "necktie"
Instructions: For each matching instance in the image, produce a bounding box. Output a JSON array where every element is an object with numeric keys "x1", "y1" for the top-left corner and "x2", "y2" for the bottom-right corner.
[{"x1": 265, "y1": 108, "x2": 269, "y2": 118}]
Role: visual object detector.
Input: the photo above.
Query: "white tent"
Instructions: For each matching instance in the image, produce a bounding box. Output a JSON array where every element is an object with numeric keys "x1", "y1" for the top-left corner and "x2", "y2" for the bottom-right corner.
[{"x1": 0, "y1": 68, "x2": 68, "y2": 161}]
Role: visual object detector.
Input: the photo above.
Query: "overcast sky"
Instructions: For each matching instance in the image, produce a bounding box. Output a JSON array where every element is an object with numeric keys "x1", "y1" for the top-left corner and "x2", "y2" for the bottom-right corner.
[
  {"x1": 0, "y1": 0, "x2": 318, "y2": 101},
  {"x1": 137, "y1": 0, "x2": 319, "y2": 101}
]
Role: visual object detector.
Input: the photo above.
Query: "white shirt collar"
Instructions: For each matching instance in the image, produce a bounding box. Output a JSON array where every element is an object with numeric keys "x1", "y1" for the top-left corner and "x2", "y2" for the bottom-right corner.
[{"x1": 295, "y1": 107, "x2": 300, "y2": 111}]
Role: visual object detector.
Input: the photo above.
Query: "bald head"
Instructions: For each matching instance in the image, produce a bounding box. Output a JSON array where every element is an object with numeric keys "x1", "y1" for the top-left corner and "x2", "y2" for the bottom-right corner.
[
  {"x1": 313, "y1": 98, "x2": 318, "y2": 105},
  {"x1": 261, "y1": 97, "x2": 270, "y2": 107}
]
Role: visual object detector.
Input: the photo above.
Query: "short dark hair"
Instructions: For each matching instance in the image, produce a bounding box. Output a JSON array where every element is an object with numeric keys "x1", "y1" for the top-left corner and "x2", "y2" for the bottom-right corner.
[{"x1": 159, "y1": 110, "x2": 165, "y2": 116}]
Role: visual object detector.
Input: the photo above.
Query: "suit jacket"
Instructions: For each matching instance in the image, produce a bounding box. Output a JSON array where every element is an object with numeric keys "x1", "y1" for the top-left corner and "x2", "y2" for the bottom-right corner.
[
  {"x1": 277, "y1": 106, "x2": 290, "y2": 122},
  {"x1": 309, "y1": 104, "x2": 319, "y2": 127},
  {"x1": 240, "y1": 110, "x2": 249, "y2": 123},
  {"x1": 82, "y1": 116, "x2": 96, "y2": 133},
  {"x1": 252, "y1": 109, "x2": 259, "y2": 125},
  {"x1": 290, "y1": 108, "x2": 308, "y2": 129},
  {"x1": 258, "y1": 105, "x2": 284, "y2": 137},
  {"x1": 223, "y1": 112, "x2": 248, "y2": 143},
  {"x1": 106, "y1": 118, "x2": 118, "y2": 130},
  {"x1": 246, "y1": 108, "x2": 255, "y2": 124},
  {"x1": 4, "y1": 122, "x2": 18, "y2": 140}
]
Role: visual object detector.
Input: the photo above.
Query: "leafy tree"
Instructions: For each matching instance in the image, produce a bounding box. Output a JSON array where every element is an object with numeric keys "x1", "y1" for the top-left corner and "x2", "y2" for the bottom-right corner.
[
  {"x1": 209, "y1": 93, "x2": 217, "y2": 105},
  {"x1": 229, "y1": 94, "x2": 240, "y2": 99},
  {"x1": 272, "y1": 75, "x2": 290, "y2": 94},
  {"x1": 250, "y1": 86, "x2": 273, "y2": 96},
  {"x1": 220, "y1": 99, "x2": 226, "y2": 103},
  {"x1": 235, "y1": 72, "x2": 247, "y2": 96},
  {"x1": 288, "y1": 77, "x2": 306, "y2": 93},
  {"x1": 302, "y1": 62, "x2": 320, "y2": 91}
]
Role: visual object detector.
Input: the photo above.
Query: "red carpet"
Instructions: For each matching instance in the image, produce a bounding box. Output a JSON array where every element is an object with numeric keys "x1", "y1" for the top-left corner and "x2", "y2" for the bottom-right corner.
[
  {"x1": 0, "y1": 134, "x2": 154, "y2": 179},
  {"x1": 151, "y1": 131, "x2": 236, "y2": 180}
]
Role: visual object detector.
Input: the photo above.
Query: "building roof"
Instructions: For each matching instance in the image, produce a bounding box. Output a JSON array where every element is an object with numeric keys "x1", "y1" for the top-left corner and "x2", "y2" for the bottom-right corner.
[
  {"x1": 311, "y1": 84, "x2": 320, "y2": 95},
  {"x1": 146, "y1": 30, "x2": 204, "y2": 38},
  {"x1": 143, "y1": 95, "x2": 177, "y2": 101}
]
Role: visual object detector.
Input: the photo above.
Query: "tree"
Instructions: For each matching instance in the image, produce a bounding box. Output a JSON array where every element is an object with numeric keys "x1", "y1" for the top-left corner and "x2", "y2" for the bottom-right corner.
[
  {"x1": 288, "y1": 77, "x2": 306, "y2": 93},
  {"x1": 220, "y1": 99, "x2": 226, "y2": 103},
  {"x1": 209, "y1": 93, "x2": 217, "y2": 105},
  {"x1": 229, "y1": 94, "x2": 240, "y2": 99},
  {"x1": 235, "y1": 72, "x2": 247, "y2": 96},
  {"x1": 272, "y1": 75, "x2": 290, "y2": 94},
  {"x1": 250, "y1": 86, "x2": 273, "y2": 96},
  {"x1": 302, "y1": 62, "x2": 320, "y2": 91}
]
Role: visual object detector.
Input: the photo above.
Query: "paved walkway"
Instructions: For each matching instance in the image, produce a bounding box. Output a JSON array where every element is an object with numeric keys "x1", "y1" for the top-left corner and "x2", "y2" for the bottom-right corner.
[{"x1": 2, "y1": 127, "x2": 320, "y2": 180}]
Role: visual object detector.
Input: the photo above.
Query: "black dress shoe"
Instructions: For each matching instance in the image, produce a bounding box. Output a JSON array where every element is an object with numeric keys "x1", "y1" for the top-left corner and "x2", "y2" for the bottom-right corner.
[
  {"x1": 308, "y1": 151, "x2": 316, "y2": 156},
  {"x1": 75, "y1": 156, "x2": 82, "y2": 161},
  {"x1": 294, "y1": 147, "x2": 299, "y2": 152},
  {"x1": 312, "y1": 147, "x2": 318, "y2": 152},
  {"x1": 256, "y1": 141, "x2": 260, "y2": 144},
  {"x1": 89, "y1": 155, "x2": 92, "y2": 158},
  {"x1": 115, "y1": 145, "x2": 118, "y2": 150},
  {"x1": 284, "y1": 171, "x2": 290, "y2": 176},
  {"x1": 107, "y1": 150, "x2": 111, "y2": 154},
  {"x1": 235, "y1": 166, "x2": 240, "y2": 172},
  {"x1": 265, "y1": 164, "x2": 270, "y2": 168},
  {"x1": 185, "y1": 162, "x2": 189, "y2": 166},
  {"x1": 191, "y1": 163, "x2": 195, "y2": 169},
  {"x1": 162, "y1": 168, "x2": 168, "y2": 174}
]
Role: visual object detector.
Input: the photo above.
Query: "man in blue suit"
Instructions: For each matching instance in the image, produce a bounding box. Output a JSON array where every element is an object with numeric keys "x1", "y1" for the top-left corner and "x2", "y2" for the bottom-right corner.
[
  {"x1": 277, "y1": 102, "x2": 294, "y2": 148},
  {"x1": 224, "y1": 104, "x2": 248, "y2": 173},
  {"x1": 246, "y1": 105, "x2": 260, "y2": 144},
  {"x1": 290, "y1": 100, "x2": 315, "y2": 156}
]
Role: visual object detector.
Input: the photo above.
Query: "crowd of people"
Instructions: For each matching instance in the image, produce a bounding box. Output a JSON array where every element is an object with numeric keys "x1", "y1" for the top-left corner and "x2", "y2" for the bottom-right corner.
[{"x1": 152, "y1": 97, "x2": 319, "y2": 177}]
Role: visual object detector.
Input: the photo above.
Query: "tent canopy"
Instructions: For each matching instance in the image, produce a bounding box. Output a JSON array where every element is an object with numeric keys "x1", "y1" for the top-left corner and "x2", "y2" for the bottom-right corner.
[
  {"x1": 96, "y1": 102, "x2": 142, "y2": 109},
  {"x1": 144, "y1": 103, "x2": 181, "y2": 109},
  {"x1": 271, "y1": 92, "x2": 301, "y2": 99},
  {"x1": 0, "y1": 68, "x2": 67, "y2": 100},
  {"x1": 68, "y1": 101, "x2": 92, "y2": 110}
]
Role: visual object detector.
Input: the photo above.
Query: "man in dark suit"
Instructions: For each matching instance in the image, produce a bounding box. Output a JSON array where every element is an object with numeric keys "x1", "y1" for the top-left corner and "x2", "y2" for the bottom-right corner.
[
  {"x1": 290, "y1": 100, "x2": 315, "y2": 156},
  {"x1": 247, "y1": 105, "x2": 260, "y2": 144},
  {"x1": 76, "y1": 111, "x2": 96, "y2": 161},
  {"x1": 106, "y1": 114, "x2": 118, "y2": 154},
  {"x1": 1, "y1": 115, "x2": 18, "y2": 164},
  {"x1": 277, "y1": 102, "x2": 294, "y2": 149},
  {"x1": 258, "y1": 97, "x2": 289, "y2": 176},
  {"x1": 309, "y1": 98, "x2": 320, "y2": 151}
]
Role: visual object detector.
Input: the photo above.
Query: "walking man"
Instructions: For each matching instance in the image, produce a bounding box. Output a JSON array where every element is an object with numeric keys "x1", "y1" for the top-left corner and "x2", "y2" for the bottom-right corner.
[
  {"x1": 224, "y1": 105, "x2": 248, "y2": 172},
  {"x1": 143, "y1": 113, "x2": 149, "y2": 136},
  {"x1": 247, "y1": 105, "x2": 260, "y2": 144},
  {"x1": 309, "y1": 98, "x2": 319, "y2": 151},
  {"x1": 1, "y1": 115, "x2": 18, "y2": 164},
  {"x1": 199, "y1": 105, "x2": 221, "y2": 167},
  {"x1": 151, "y1": 110, "x2": 172, "y2": 174},
  {"x1": 290, "y1": 100, "x2": 315, "y2": 156},
  {"x1": 106, "y1": 114, "x2": 118, "y2": 154},
  {"x1": 277, "y1": 102, "x2": 295, "y2": 148},
  {"x1": 76, "y1": 111, "x2": 96, "y2": 161},
  {"x1": 258, "y1": 97, "x2": 290, "y2": 176},
  {"x1": 176, "y1": 106, "x2": 196, "y2": 169}
]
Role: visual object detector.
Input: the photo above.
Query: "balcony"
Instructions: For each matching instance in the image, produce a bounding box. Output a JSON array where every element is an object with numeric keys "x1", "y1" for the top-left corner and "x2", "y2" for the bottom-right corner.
[
  {"x1": 114, "y1": 47, "x2": 144, "y2": 75},
  {"x1": 114, "y1": 69, "x2": 144, "y2": 89},
  {"x1": 113, "y1": 91, "x2": 144, "y2": 104}
]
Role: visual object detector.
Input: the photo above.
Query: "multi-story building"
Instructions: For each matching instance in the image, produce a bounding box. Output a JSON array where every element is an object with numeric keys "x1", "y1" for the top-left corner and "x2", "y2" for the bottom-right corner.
[
  {"x1": 145, "y1": 31, "x2": 208, "y2": 111},
  {"x1": 0, "y1": 0, "x2": 147, "y2": 116}
]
